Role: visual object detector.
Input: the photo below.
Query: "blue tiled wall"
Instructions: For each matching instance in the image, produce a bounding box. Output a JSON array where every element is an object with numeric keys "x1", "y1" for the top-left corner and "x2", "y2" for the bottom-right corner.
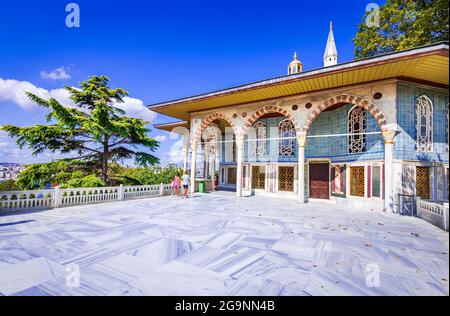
[
  {"x1": 243, "y1": 116, "x2": 298, "y2": 162},
  {"x1": 239, "y1": 104, "x2": 384, "y2": 163},
  {"x1": 396, "y1": 83, "x2": 449, "y2": 162},
  {"x1": 306, "y1": 104, "x2": 384, "y2": 162}
]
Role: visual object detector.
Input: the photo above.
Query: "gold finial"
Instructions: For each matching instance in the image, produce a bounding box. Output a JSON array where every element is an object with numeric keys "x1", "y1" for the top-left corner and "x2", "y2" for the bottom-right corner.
[
  {"x1": 293, "y1": 52, "x2": 298, "y2": 60},
  {"x1": 330, "y1": 20, "x2": 333, "y2": 30}
]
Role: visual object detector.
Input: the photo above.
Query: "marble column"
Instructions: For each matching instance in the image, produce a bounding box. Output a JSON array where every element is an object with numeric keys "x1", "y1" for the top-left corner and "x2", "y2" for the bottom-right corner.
[
  {"x1": 236, "y1": 138, "x2": 244, "y2": 197},
  {"x1": 183, "y1": 140, "x2": 189, "y2": 172},
  {"x1": 383, "y1": 131, "x2": 396, "y2": 213},
  {"x1": 298, "y1": 145, "x2": 306, "y2": 204},
  {"x1": 211, "y1": 154, "x2": 216, "y2": 191},
  {"x1": 298, "y1": 133, "x2": 307, "y2": 204},
  {"x1": 190, "y1": 141, "x2": 198, "y2": 194}
]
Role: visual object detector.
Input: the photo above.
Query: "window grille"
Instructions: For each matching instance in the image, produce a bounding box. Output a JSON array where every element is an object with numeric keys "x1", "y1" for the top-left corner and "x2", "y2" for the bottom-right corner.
[
  {"x1": 415, "y1": 95, "x2": 433, "y2": 152},
  {"x1": 278, "y1": 119, "x2": 296, "y2": 156},
  {"x1": 350, "y1": 166, "x2": 365, "y2": 197},
  {"x1": 348, "y1": 107, "x2": 366, "y2": 154}
]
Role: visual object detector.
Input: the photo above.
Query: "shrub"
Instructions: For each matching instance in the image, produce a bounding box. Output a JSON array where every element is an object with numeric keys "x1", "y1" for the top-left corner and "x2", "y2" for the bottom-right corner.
[{"x1": 0, "y1": 179, "x2": 19, "y2": 191}]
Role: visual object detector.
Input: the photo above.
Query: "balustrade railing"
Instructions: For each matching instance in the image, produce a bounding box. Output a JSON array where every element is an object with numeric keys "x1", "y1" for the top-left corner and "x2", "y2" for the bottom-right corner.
[
  {"x1": 0, "y1": 189, "x2": 54, "y2": 212},
  {"x1": 0, "y1": 183, "x2": 171, "y2": 214},
  {"x1": 416, "y1": 198, "x2": 449, "y2": 231}
]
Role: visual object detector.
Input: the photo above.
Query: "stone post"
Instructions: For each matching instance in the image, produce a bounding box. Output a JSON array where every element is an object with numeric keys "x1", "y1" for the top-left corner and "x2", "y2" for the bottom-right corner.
[
  {"x1": 444, "y1": 203, "x2": 449, "y2": 232},
  {"x1": 118, "y1": 184, "x2": 124, "y2": 201},
  {"x1": 53, "y1": 187, "x2": 62, "y2": 208}
]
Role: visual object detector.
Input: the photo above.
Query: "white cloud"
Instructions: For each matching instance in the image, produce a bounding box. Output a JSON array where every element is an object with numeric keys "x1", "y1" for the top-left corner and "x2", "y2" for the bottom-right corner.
[
  {"x1": 0, "y1": 77, "x2": 73, "y2": 111},
  {"x1": 0, "y1": 77, "x2": 157, "y2": 122},
  {"x1": 113, "y1": 96, "x2": 158, "y2": 123},
  {"x1": 154, "y1": 135, "x2": 167, "y2": 142},
  {"x1": 167, "y1": 139, "x2": 184, "y2": 164},
  {"x1": 40, "y1": 67, "x2": 71, "y2": 80}
]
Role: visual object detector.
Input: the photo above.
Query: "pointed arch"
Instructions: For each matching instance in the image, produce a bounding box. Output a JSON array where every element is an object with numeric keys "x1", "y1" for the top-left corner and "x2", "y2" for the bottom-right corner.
[
  {"x1": 194, "y1": 113, "x2": 237, "y2": 143},
  {"x1": 243, "y1": 105, "x2": 301, "y2": 141},
  {"x1": 302, "y1": 94, "x2": 389, "y2": 138}
]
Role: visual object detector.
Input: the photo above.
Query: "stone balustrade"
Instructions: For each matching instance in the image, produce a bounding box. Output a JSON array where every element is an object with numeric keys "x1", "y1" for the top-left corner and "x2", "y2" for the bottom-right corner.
[
  {"x1": 0, "y1": 183, "x2": 171, "y2": 214},
  {"x1": 417, "y1": 198, "x2": 449, "y2": 231}
]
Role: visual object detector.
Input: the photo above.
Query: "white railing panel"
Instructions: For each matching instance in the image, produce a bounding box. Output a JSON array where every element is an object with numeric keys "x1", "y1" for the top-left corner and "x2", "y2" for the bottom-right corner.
[
  {"x1": 123, "y1": 184, "x2": 161, "y2": 200},
  {"x1": 417, "y1": 198, "x2": 449, "y2": 231},
  {"x1": 61, "y1": 187, "x2": 119, "y2": 207},
  {"x1": 0, "y1": 189, "x2": 54, "y2": 213},
  {"x1": 1, "y1": 183, "x2": 171, "y2": 214}
]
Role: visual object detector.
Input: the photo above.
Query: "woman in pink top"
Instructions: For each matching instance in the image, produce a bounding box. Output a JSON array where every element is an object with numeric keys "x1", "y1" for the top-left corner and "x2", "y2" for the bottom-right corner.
[{"x1": 171, "y1": 174, "x2": 181, "y2": 196}]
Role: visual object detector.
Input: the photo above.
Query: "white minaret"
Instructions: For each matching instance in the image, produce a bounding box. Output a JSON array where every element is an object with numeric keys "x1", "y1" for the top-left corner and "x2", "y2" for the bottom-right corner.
[{"x1": 323, "y1": 21, "x2": 338, "y2": 67}]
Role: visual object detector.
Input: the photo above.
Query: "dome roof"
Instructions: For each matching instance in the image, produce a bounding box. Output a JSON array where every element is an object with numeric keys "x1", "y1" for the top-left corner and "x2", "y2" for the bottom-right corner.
[{"x1": 288, "y1": 52, "x2": 302, "y2": 74}]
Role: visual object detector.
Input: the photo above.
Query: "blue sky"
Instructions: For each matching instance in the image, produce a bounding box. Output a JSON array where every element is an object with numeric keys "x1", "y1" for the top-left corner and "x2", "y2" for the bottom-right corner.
[{"x1": 0, "y1": 0, "x2": 383, "y2": 165}]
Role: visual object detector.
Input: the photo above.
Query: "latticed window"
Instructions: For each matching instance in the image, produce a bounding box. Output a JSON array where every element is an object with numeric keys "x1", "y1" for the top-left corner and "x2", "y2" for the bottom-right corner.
[
  {"x1": 251, "y1": 121, "x2": 266, "y2": 158},
  {"x1": 348, "y1": 107, "x2": 366, "y2": 154},
  {"x1": 252, "y1": 166, "x2": 265, "y2": 189},
  {"x1": 350, "y1": 166, "x2": 365, "y2": 197},
  {"x1": 278, "y1": 119, "x2": 296, "y2": 156},
  {"x1": 416, "y1": 95, "x2": 433, "y2": 152},
  {"x1": 416, "y1": 166, "x2": 430, "y2": 200},
  {"x1": 278, "y1": 166, "x2": 294, "y2": 192}
]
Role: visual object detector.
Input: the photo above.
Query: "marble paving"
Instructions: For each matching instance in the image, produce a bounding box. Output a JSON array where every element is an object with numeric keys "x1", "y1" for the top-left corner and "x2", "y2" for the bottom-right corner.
[{"x1": 0, "y1": 193, "x2": 448, "y2": 296}]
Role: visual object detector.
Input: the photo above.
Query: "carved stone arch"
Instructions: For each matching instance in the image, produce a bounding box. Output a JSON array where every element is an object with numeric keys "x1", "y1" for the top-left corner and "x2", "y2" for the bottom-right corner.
[
  {"x1": 242, "y1": 105, "x2": 302, "y2": 141},
  {"x1": 194, "y1": 112, "x2": 238, "y2": 143},
  {"x1": 302, "y1": 94, "x2": 389, "y2": 136}
]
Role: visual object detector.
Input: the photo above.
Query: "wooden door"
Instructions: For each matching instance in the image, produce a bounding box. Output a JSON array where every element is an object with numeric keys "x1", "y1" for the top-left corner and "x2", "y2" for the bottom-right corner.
[
  {"x1": 227, "y1": 167, "x2": 236, "y2": 185},
  {"x1": 252, "y1": 166, "x2": 265, "y2": 190},
  {"x1": 278, "y1": 166, "x2": 294, "y2": 192},
  {"x1": 309, "y1": 163, "x2": 330, "y2": 199}
]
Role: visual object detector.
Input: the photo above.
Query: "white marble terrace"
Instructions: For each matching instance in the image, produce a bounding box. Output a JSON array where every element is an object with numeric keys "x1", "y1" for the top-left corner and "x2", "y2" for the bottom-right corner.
[{"x1": 0, "y1": 193, "x2": 448, "y2": 296}]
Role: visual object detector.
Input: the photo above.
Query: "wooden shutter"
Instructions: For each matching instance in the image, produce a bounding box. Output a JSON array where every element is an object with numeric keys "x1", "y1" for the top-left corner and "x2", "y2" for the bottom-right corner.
[
  {"x1": 278, "y1": 166, "x2": 294, "y2": 192},
  {"x1": 416, "y1": 166, "x2": 430, "y2": 199},
  {"x1": 350, "y1": 166, "x2": 365, "y2": 197}
]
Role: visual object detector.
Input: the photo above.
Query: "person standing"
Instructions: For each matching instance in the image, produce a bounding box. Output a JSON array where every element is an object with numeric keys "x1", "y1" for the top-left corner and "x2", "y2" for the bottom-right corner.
[
  {"x1": 181, "y1": 170, "x2": 190, "y2": 199},
  {"x1": 171, "y1": 174, "x2": 181, "y2": 196}
]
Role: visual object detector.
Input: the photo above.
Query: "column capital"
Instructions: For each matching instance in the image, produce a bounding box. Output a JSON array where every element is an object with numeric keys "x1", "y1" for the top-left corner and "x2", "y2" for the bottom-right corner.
[
  {"x1": 382, "y1": 131, "x2": 397, "y2": 144},
  {"x1": 235, "y1": 134, "x2": 245, "y2": 150},
  {"x1": 296, "y1": 131, "x2": 307, "y2": 147}
]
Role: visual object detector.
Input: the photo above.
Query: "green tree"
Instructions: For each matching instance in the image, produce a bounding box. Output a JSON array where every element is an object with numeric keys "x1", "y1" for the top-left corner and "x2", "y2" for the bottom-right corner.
[
  {"x1": 2, "y1": 76, "x2": 159, "y2": 184},
  {"x1": 66, "y1": 175, "x2": 106, "y2": 188},
  {"x1": 353, "y1": 0, "x2": 449, "y2": 58},
  {"x1": 0, "y1": 179, "x2": 19, "y2": 191},
  {"x1": 116, "y1": 164, "x2": 182, "y2": 185}
]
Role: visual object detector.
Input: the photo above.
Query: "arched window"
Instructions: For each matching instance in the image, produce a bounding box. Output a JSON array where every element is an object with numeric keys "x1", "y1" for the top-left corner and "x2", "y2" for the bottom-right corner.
[
  {"x1": 348, "y1": 106, "x2": 366, "y2": 154},
  {"x1": 278, "y1": 119, "x2": 296, "y2": 156},
  {"x1": 416, "y1": 95, "x2": 433, "y2": 152},
  {"x1": 252, "y1": 121, "x2": 266, "y2": 158}
]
